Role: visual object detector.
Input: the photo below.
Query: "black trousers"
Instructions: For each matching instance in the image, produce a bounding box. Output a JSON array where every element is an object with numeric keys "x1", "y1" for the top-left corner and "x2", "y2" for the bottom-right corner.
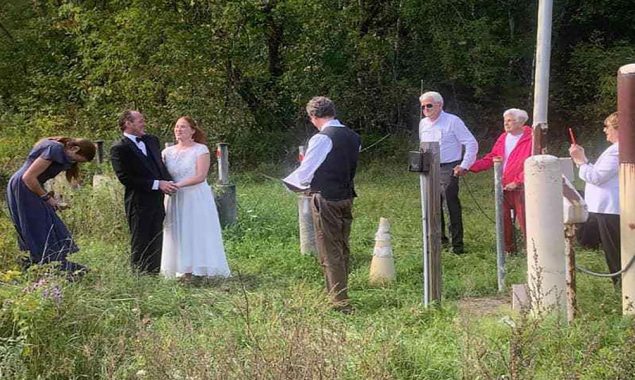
[
  {"x1": 127, "y1": 203, "x2": 164, "y2": 274},
  {"x1": 593, "y1": 212, "x2": 621, "y2": 285},
  {"x1": 439, "y1": 161, "x2": 463, "y2": 252}
]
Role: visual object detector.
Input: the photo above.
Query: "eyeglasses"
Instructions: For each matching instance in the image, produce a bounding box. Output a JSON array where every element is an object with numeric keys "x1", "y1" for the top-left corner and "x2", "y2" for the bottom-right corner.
[{"x1": 421, "y1": 103, "x2": 435, "y2": 109}]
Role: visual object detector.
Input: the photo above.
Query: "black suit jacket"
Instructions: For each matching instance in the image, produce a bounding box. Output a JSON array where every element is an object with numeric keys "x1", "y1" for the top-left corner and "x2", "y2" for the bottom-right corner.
[{"x1": 110, "y1": 134, "x2": 172, "y2": 218}]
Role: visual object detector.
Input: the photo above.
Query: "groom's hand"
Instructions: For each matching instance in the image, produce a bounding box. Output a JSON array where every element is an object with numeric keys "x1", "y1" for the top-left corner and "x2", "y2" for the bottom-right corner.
[{"x1": 159, "y1": 180, "x2": 178, "y2": 194}]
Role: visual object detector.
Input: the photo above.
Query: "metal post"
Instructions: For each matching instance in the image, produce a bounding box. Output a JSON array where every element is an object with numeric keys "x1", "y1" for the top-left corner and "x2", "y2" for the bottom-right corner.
[
  {"x1": 494, "y1": 158, "x2": 506, "y2": 292},
  {"x1": 420, "y1": 141, "x2": 441, "y2": 304},
  {"x1": 217, "y1": 143, "x2": 230, "y2": 185},
  {"x1": 95, "y1": 140, "x2": 104, "y2": 164},
  {"x1": 531, "y1": 0, "x2": 553, "y2": 155},
  {"x1": 214, "y1": 143, "x2": 236, "y2": 227},
  {"x1": 420, "y1": 173, "x2": 429, "y2": 306},
  {"x1": 564, "y1": 224, "x2": 577, "y2": 322},
  {"x1": 617, "y1": 63, "x2": 635, "y2": 315}
]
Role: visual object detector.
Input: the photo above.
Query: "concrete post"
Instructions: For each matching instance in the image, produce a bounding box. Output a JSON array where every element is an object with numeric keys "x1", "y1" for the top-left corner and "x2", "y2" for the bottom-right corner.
[
  {"x1": 214, "y1": 143, "x2": 236, "y2": 227},
  {"x1": 617, "y1": 63, "x2": 635, "y2": 314},
  {"x1": 524, "y1": 155, "x2": 566, "y2": 314},
  {"x1": 494, "y1": 158, "x2": 506, "y2": 292}
]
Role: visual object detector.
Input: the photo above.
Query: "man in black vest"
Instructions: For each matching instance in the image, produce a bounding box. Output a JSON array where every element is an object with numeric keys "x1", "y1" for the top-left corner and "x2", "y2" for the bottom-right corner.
[
  {"x1": 111, "y1": 110, "x2": 178, "y2": 273},
  {"x1": 283, "y1": 97, "x2": 361, "y2": 313}
]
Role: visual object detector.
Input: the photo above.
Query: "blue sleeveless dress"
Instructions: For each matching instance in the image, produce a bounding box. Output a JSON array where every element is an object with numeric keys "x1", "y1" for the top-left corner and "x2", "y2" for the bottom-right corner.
[{"x1": 6, "y1": 140, "x2": 81, "y2": 270}]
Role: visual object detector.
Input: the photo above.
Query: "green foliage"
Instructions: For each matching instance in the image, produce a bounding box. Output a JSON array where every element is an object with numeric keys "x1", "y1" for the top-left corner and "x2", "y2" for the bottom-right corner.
[{"x1": 1, "y1": 0, "x2": 631, "y2": 165}]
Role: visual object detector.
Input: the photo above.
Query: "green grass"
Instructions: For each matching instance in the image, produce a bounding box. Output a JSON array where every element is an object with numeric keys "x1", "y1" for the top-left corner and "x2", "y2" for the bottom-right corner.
[{"x1": 1, "y1": 159, "x2": 633, "y2": 379}]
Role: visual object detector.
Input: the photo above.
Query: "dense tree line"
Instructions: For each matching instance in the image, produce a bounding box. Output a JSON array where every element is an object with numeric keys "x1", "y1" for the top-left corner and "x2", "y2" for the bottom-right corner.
[{"x1": 0, "y1": 0, "x2": 633, "y2": 163}]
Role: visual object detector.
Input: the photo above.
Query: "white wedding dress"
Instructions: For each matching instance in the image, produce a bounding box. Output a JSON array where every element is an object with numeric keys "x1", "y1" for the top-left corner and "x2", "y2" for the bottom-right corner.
[{"x1": 160, "y1": 143, "x2": 231, "y2": 278}]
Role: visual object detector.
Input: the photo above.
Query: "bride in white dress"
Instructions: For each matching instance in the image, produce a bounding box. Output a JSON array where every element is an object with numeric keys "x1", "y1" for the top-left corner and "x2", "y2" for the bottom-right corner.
[{"x1": 160, "y1": 116, "x2": 231, "y2": 280}]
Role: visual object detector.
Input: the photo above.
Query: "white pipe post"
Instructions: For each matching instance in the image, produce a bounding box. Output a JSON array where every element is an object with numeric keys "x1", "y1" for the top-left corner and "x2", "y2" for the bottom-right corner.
[
  {"x1": 494, "y1": 158, "x2": 506, "y2": 292},
  {"x1": 215, "y1": 143, "x2": 236, "y2": 227},
  {"x1": 524, "y1": 155, "x2": 566, "y2": 314},
  {"x1": 297, "y1": 145, "x2": 316, "y2": 255},
  {"x1": 217, "y1": 143, "x2": 230, "y2": 185},
  {"x1": 617, "y1": 63, "x2": 635, "y2": 314},
  {"x1": 531, "y1": 0, "x2": 553, "y2": 154}
]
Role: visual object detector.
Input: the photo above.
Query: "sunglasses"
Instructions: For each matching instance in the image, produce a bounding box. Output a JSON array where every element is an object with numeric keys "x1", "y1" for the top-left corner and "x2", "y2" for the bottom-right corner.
[{"x1": 421, "y1": 103, "x2": 435, "y2": 109}]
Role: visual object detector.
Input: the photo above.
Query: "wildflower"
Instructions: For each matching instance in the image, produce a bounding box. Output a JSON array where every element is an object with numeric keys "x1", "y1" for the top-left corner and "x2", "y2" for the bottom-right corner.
[{"x1": 42, "y1": 285, "x2": 63, "y2": 305}]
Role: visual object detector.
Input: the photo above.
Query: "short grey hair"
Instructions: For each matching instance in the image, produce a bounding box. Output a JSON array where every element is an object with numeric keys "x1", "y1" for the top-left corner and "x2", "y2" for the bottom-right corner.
[
  {"x1": 503, "y1": 108, "x2": 529, "y2": 125},
  {"x1": 306, "y1": 96, "x2": 336, "y2": 118},
  {"x1": 419, "y1": 91, "x2": 444, "y2": 105}
]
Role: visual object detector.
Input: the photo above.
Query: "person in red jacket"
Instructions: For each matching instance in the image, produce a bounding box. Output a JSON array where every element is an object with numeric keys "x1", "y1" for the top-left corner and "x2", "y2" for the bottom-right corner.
[{"x1": 469, "y1": 108, "x2": 533, "y2": 255}]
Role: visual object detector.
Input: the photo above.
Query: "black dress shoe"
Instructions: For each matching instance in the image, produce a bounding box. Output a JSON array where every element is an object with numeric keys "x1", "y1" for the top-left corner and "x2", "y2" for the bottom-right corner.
[{"x1": 452, "y1": 247, "x2": 465, "y2": 255}]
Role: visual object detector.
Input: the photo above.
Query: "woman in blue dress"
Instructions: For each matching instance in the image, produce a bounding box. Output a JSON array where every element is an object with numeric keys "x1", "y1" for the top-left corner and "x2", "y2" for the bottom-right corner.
[{"x1": 6, "y1": 137, "x2": 95, "y2": 272}]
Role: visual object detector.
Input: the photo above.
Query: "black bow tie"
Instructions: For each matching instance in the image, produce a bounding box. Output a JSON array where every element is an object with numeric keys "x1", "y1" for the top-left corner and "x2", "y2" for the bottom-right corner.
[{"x1": 135, "y1": 136, "x2": 145, "y2": 143}]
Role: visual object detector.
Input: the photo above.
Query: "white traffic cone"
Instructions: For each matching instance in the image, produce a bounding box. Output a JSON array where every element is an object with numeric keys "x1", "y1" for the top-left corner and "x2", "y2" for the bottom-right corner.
[{"x1": 369, "y1": 217, "x2": 396, "y2": 285}]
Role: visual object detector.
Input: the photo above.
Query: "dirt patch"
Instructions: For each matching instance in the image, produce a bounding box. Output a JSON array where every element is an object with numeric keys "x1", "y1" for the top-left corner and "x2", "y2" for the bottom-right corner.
[{"x1": 458, "y1": 296, "x2": 510, "y2": 318}]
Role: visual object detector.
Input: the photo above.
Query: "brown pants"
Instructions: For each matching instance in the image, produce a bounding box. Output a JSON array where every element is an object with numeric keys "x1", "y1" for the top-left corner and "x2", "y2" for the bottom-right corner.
[{"x1": 311, "y1": 194, "x2": 353, "y2": 304}]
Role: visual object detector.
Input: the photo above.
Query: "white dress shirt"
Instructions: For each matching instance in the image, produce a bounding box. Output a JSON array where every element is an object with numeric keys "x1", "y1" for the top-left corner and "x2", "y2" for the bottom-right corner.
[
  {"x1": 124, "y1": 132, "x2": 147, "y2": 156},
  {"x1": 579, "y1": 143, "x2": 619, "y2": 214},
  {"x1": 123, "y1": 132, "x2": 159, "y2": 190},
  {"x1": 418, "y1": 111, "x2": 478, "y2": 169},
  {"x1": 282, "y1": 119, "x2": 344, "y2": 191}
]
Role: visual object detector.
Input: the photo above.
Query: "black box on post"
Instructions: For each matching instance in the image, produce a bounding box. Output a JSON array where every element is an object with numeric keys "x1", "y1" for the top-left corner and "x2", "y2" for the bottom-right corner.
[{"x1": 408, "y1": 151, "x2": 431, "y2": 173}]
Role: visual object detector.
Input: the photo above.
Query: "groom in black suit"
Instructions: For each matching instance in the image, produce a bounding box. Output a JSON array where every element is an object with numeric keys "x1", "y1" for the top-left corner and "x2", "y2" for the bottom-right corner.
[{"x1": 111, "y1": 110, "x2": 178, "y2": 273}]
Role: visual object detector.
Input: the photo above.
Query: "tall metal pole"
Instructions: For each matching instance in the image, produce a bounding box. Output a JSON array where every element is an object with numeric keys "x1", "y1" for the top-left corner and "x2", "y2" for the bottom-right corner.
[
  {"x1": 494, "y1": 158, "x2": 506, "y2": 292},
  {"x1": 531, "y1": 0, "x2": 553, "y2": 155},
  {"x1": 617, "y1": 63, "x2": 635, "y2": 315}
]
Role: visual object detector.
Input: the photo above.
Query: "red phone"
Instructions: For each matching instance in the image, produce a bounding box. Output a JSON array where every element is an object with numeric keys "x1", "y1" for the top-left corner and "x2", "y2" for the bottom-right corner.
[{"x1": 568, "y1": 127, "x2": 577, "y2": 145}]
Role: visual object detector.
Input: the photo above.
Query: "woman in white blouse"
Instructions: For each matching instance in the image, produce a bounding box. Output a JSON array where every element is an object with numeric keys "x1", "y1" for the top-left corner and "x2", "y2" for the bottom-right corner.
[{"x1": 569, "y1": 112, "x2": 620, "y2": 286}]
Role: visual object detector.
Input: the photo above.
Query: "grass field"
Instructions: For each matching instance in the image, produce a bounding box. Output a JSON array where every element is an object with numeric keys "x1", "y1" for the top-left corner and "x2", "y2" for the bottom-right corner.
[{"x1": 1, "y1": 155, "x2": 634, "y2": 379}]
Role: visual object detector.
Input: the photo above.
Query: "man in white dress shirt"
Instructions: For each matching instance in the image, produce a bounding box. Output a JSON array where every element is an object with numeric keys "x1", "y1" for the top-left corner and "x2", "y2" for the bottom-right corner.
[
  {"x1": 419, "y1": 91, "x2": 478, "y2": 254},
  {"x1": 283, "y1": 96, "x2": 361, "y2": 313}
]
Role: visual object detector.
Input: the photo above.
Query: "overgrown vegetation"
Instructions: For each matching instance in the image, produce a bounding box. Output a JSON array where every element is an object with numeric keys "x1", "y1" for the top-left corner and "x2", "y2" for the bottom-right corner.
[
  {"x1": 1, "y1": 155, "x2": 632, "y2": 379},
  {"x1": 1, "y1": 1, "x2": 634, "y2": 378}
]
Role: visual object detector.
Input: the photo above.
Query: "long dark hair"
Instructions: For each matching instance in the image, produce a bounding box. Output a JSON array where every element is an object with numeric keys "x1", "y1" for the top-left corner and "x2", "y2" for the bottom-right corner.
[{"x1": 36, "y1": 137, "x2": 96, "y2": 182}]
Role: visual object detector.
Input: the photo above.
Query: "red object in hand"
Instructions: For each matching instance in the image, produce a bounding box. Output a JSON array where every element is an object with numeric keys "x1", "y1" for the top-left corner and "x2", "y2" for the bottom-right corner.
[
  {"x1": 568, "y1": 127, "x2": 577, "y2": 145},
  {"x1": 215, "y1": 147, "x2": 221, "y2": 158},
  {"x1": 298, "y1": 153, "x2": 304, "y2": 162}
]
